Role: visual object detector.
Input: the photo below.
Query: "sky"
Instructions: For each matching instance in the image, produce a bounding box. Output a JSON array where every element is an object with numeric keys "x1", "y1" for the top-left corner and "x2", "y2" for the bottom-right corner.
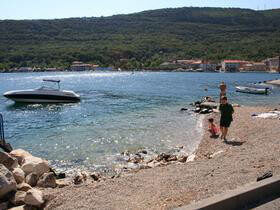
[{"x1": 0, "y1": 0, "x2": 279, "y2": 20}]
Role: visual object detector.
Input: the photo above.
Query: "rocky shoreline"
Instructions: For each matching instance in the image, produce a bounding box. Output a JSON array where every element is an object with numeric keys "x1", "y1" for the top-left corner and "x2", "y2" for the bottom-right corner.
[{"x1": 0, "y1": 145, "x2": 192, "y2": 209}]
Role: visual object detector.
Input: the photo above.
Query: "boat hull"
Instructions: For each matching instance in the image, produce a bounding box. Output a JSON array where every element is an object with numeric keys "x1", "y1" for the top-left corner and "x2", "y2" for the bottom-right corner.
[
  {"x1": 235, "y1": 86, "x2": 268, "y2": 95},
  {"x1": 4, "y1": 90, "x2": 80, "y2": 103}
]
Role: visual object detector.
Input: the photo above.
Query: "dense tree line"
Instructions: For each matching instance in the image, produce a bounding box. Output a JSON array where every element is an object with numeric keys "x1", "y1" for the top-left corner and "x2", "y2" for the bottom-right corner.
[{"x1": 0, "y1": 7, "x2": 279, "y2": 69}]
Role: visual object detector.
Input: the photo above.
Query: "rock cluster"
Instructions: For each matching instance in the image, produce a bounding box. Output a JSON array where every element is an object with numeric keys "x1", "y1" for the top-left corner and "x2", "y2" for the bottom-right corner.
[
  {"x1": 72, "y1": 171, "x2": 103, "y2": 185},
  {"x1": 187, "y1": 97, "x2": 224, "y2": 115},
  {"x1": 0, "y1": 149, "x2": 56, "y2": 209},
  {"x1": 190, "y1": 101, "x2": 215, "y2": 114},
  {"x1": 69, "y1": 146, "x2": 188, "y2": 187},
  {"x1": 115, "y1": 147, "x2": 189, "y2": 173}
]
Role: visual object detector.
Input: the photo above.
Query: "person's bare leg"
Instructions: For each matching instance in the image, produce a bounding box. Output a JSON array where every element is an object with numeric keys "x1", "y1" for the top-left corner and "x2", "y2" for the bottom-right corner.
[
  {"x1": 220, "y1": 126, "x2": 224, "y2": 139},
  {"x1": 223, "y1": 127, "x2": 228, "y2": 141}
]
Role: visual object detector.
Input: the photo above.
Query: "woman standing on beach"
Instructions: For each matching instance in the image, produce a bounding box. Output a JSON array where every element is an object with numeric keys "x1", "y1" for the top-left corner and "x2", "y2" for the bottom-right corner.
[{"x1": 219, "y1": 96, "x2": 234, "y2": 141}]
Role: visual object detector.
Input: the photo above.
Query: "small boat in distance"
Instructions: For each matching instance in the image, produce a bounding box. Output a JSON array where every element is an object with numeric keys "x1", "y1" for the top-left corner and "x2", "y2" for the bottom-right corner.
[
  {"x1": 235, "y1": 86, "x2": 269, "y2": 95},
  {"x1": 3, "y1": 79, "x2": 80, "y2": 103}
]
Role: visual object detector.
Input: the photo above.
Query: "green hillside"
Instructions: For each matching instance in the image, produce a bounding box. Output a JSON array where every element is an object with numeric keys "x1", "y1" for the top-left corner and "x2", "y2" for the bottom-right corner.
[{"x1": 0, "y1": 7, "x2": 280, "y2": 69}]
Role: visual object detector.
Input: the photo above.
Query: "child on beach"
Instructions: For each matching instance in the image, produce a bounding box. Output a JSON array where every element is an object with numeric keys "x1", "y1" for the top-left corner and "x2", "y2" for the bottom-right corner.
[{"x1": 208, "y1": 118, "x2": 219, "y2": 138}]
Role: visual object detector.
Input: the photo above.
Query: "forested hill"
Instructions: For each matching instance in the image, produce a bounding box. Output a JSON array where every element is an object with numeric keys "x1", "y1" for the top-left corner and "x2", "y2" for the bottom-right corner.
[{"x1": 0, "y1": 7, "x2": 280, "y2": 69}]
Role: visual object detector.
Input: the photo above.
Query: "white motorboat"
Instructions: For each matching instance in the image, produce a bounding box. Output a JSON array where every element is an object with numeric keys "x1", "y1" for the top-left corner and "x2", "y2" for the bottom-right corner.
[
  {"x1": 3, "y1": 79, "x2": 80, "y2": 103},
  {"x1": 235, "y1": 86, "x2": 269, "y2": 95}
]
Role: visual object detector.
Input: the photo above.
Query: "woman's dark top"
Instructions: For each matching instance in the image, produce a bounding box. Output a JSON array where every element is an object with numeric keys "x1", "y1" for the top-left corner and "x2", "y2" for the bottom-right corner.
[{"x1": 219, "y1": 103, "x2": 234, "y2": 122}]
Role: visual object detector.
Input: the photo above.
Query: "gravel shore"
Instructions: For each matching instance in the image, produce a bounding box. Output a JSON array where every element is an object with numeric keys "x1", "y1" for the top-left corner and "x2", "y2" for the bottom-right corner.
[{"x1": 43, "y1": 106, "x2": 280, "y2": 210}]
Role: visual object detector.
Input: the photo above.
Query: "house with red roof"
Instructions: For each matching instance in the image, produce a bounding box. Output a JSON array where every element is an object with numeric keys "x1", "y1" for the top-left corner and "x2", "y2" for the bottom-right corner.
[
  {"x1": 70, "y1": 61, "x2": 99, "y2": 71},
  {"x1": 221, "y1": 60, "x2": 246, "y2": 72}
]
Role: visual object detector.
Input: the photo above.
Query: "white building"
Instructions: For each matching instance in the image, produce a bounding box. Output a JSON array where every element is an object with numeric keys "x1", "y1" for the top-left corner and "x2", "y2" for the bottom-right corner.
[
  {"x1": 70, "y1": 61, "x2": 98, "y2": 71},
  {"x1": 263, "y1": 56, "x2": 280, "y2": 72},
  {"x1": 202, "y1": 62, "x2": 217, "y2": 71},
  {"x1": 221, "y1": 60, "x2": 242, "y2": 72},
  {"x1": 18, "y1": 67, "x2": 33, "y2": 72}
]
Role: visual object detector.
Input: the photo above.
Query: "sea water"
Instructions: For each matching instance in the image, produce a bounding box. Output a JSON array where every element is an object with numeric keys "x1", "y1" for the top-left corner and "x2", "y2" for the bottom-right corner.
[{"x1": 0, "y1": 71, "x2": 279, "y2": 171}]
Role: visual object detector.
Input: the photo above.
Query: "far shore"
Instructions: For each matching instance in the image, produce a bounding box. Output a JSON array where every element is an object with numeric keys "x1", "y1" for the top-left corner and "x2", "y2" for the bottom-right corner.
[
  {"x1": 42, "y1": 105, "x2": 280, "y2": 209},
  {"x1": 0, "y1": 69, "x2": 277, "y2": 74}
]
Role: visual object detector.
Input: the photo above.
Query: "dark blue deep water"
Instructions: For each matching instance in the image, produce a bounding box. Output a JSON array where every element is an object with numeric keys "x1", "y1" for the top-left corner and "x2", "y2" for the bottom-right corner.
[{"x1": 0, "y1": 71, "x2": 279, "y2": 171}]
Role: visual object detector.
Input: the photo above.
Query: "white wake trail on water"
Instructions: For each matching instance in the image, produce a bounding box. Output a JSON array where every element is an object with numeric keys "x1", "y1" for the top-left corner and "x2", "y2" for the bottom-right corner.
[{"x1": 6, "y1": 72, "x2": 132, "y2": 81}]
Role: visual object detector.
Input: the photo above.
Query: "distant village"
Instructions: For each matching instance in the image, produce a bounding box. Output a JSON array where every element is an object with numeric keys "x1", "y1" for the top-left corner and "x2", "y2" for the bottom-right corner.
[
  {"x1": 159, "y1": 56, "x2": 280, "y2": 73},
  {"x1": 1, "y1": 56, "x2": 279, "y2": 73}
]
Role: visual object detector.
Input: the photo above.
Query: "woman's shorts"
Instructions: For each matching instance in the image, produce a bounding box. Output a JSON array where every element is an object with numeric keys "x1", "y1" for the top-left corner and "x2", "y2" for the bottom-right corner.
[{"x1": 220, "y1": 118, "x2": 232, "y2": 128}]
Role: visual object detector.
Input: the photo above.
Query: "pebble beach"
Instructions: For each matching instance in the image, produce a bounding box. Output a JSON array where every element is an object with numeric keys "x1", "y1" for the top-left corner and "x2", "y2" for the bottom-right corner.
[{"x1": 41, "y1": 105, "x2": 280, "y2": 209}]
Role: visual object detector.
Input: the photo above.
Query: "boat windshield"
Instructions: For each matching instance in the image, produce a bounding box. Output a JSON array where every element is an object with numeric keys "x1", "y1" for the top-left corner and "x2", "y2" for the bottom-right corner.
[{"x1": 39, "y1": 79, "x2": 60, "y2": 90}]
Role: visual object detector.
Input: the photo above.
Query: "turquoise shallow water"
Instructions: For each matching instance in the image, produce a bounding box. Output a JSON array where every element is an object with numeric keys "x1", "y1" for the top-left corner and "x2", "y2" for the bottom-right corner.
[{"x1": 0, "y1": 71, "x2": 279, "y2": 171}]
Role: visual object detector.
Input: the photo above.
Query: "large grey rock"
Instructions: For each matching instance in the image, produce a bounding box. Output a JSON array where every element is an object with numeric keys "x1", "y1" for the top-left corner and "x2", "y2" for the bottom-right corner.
[
  {"x1": 177, "y1": 155, "x2": 188, "y2": 163},
  {"x1": 10, "y1": 149, "x2": 32, "y2": 166},
  {"x1": 24, "y1": 189, "x2": 44, "y2": 207},
  {"x1": 9, "y1": 206, "x2": 24, "y2": 210},
  {"x1": 37, "y1": 172, "x2": 57, "y2": 188},
  {"x1": 0, "y1": 151, "x2": 19, "y2": 170},
  {"x1": 21, "y1": 156, "x2": 50, "y2": 177},
  {"x1": 167, "y1": 155, "x2": 178, "y2": 162},
  {"x1": 25, "y1": 173, "x2": 38, "y2": 187},
  {"x1": 13, "y1": 168, "x2": 25, "y2": 184},
  {"x1": 0, "y1": 164, "x2": 17, "y2": 199},
  {"x1": 128, "y1": 154, "x2": 143, "y2": 163},
  {"x1": 9, "y1": 206, "x2": 37, "y2": 210},
  {"x1": 10, "y1": 190, "x2": 26, "y2": 206},
  {"x1": 146, "y1": 160, "x2": 157, "y2": 168},
  {"x1": 56, "y1": 179, "x2": 70, "y2": 188},
  {"x1": 17, "y1": 182, "x2": 32, "y2": 192},
  {"x1": 81, "y1": 171, "x2": 89, "y2": 180},
  {"x1": 73, "y1": 172, "x2": 83, "y2": 185},
  {"x1": 73, "y1": 171, "x2": 89, "y2": 185},
  {"x1": 155, "y1": 153, "x2": 171, "y2": 162},
  {"x1": 89, "y1": 172, "x2": 101, "y2": 181},
  {"x1": 126, "y1": 162, "x2": 140, "y2": 170}
]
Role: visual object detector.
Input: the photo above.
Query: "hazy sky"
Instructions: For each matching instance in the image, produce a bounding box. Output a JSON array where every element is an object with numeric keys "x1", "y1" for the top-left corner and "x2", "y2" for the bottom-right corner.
[{"x1": 1, "y1": 0, "x2": 279, "y2": 20}]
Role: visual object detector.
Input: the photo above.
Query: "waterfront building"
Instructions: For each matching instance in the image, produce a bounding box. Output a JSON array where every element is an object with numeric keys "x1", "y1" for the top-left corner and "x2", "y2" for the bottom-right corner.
[
  {"x1": 201, "y1": 61, "x2": 217, "y2": 71},
  {"x1": 95, "y1": 67, "x2": 114, "y2": 71},
  {"x1": 263, "y1": 56, "x2": 280, "y2": 72},
  {"x1": 240, "y1": 62, "x2": 267, "y2": 72},
  {"x1": 45, "y1": 68, "x2": 61, "y2": 72},
  {"x1": 190, "y1": 60, "x2": 202, "y2": 70},
  {"x1": 18, "y1": 67, "x2": 33, "y2": 72},
  {"x1": 221, "y1": 60, "x2": 243, "y2": 72},
  {"x1": 176, "y1": 59, "x2": 203, "y2": 70},
  {"x1": 176, "y1": 60, "x2": 195, "y2": 69},
  {"x1": 70, "y1": 61, "x2": 98, "y2": 71}
]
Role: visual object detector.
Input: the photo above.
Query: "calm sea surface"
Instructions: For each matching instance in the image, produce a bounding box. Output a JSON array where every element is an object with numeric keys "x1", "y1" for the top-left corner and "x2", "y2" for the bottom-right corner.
[{"x1": 0, "y1": 72, "x2": 279, "y2": 171}]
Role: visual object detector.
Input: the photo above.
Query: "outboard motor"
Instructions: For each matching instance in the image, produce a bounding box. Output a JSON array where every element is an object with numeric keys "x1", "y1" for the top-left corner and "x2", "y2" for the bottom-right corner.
[{"x1": 265, "y1": 88, "x2": 269, "y2": 95}]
